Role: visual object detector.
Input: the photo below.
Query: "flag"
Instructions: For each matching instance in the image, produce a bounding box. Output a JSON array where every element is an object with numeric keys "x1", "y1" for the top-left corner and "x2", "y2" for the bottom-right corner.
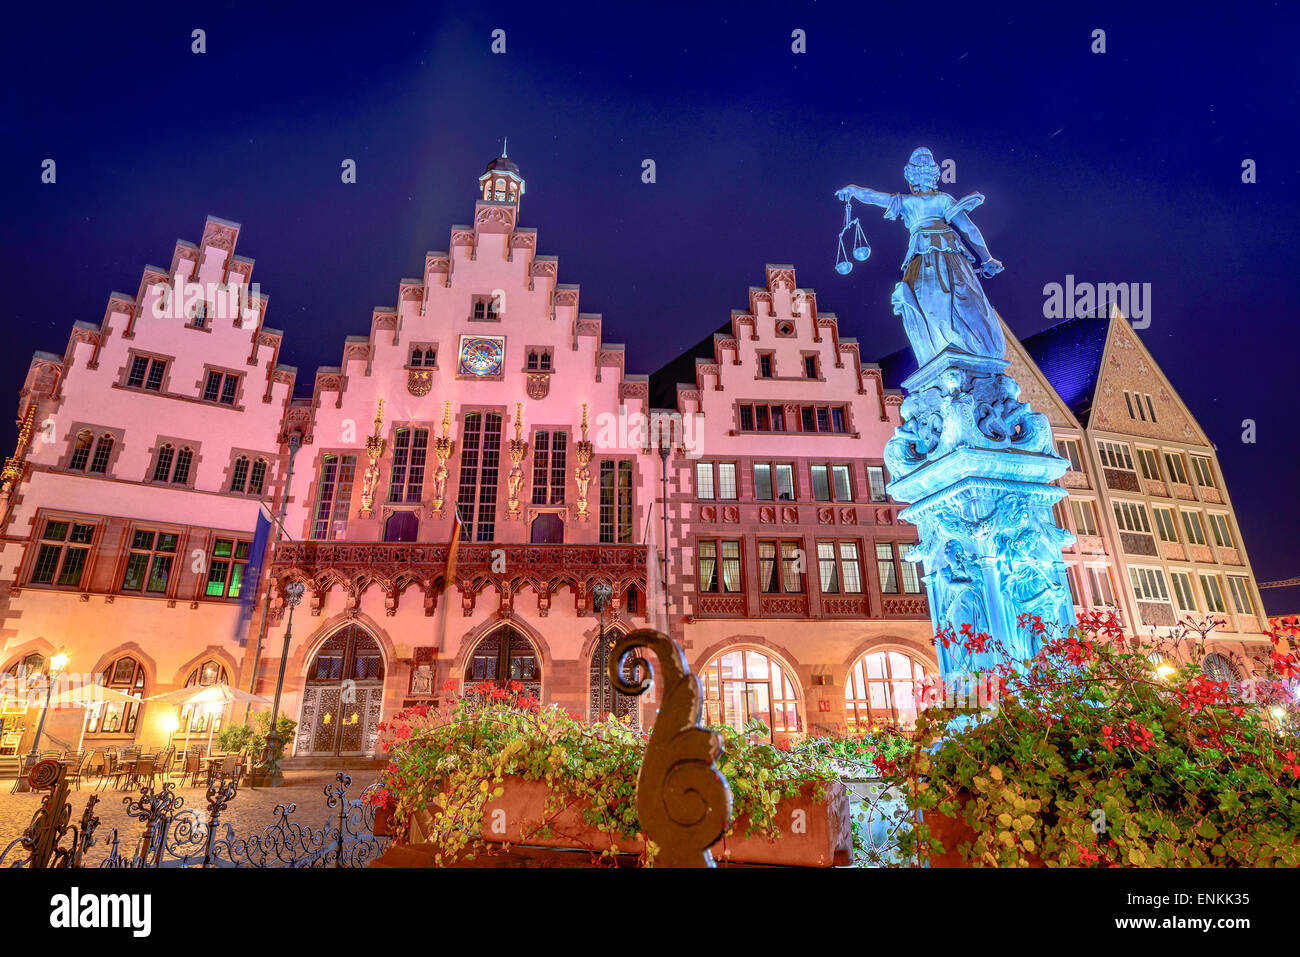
[
  {"x1": 234, "y1": 508, "x2": 273, "y2": 646},
  {"x1": 437, "y1": 510, "x2": 463, "y2": 651}
]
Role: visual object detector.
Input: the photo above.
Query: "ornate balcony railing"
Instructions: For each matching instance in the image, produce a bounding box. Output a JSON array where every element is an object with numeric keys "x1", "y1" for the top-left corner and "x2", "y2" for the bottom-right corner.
[{"x1": 267, "y1": 541, "x2": 648, "y2": 618}]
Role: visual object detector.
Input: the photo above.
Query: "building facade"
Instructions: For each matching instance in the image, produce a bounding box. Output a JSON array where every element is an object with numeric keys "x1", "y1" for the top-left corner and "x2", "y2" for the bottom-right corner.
[{"x1": 0, "y1": 155, "x2": 1271, "y2": 759}]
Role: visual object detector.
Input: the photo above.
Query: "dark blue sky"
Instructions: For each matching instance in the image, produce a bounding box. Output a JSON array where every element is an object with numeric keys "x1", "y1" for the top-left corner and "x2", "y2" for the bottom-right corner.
[{"x1": 2, "y1": 3, "x2": 1297, "y2": 611}]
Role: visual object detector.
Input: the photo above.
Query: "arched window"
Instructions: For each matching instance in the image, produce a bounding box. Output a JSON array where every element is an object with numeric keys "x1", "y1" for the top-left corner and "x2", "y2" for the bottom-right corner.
[
  {"x1": 89, "y1": 435, "x2": 114, "y2": 474},
  {"x1": 4, "y1": 652, "x2": 46, "y2": 677},
  {"x1": 68, "y1": 430, "x2": 94, "y2": 471},
  {"x1": 464, "y1": 628, "x2": 540, "y2": 698},
  {"x1": 1202, "y1": 652, "x2": 1240, "y2": 684},
  {"x1": 152, "y1": 444, "x2": 175, "y2": 482},
  {"x1": 86, "y1": 655, "x2": 146, "y2": 735},
  {"x1": 230, "y1": 456, "x2": 250, "y2": 492},
  {"x1": 181, "y1": 660, "x2": 229, "y2": 733},
  {"x1": 249, "y1": 458, "x2": 267, "y2": 495},
  {"x1": 700, "y1": 647, "x2": 801, "y2": 737},
  {"x1": 844, "y1": 649, "x2": 930, "y2": 732},
  {"x1": 589, "y1": 632, "x2": 640, "y2": 728},
  {"x1": 625, "y1": 584, "x2": 641, "y2": 616},
  {"x1": 172, "y1": 447, "x2": 193, "y2": 485}
]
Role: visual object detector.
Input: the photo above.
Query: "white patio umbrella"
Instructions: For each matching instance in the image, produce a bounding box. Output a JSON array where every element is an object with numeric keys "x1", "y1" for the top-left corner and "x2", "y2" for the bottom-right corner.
[
  {"x1": 147, "y1": 684, "x2": 271, "y2": 757},
  {"x1": 47, "y1": 683, "x2": 143, "y2": 753}
]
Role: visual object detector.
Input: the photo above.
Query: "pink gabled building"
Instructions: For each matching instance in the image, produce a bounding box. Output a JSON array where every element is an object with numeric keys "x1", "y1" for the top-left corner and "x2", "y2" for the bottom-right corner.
[
  {"x1": 0, "y1": 153, "x2": 1270, "y2": 762},
  {"x1": 0, "y1": 216, "x2": 295, "y2": 754}
]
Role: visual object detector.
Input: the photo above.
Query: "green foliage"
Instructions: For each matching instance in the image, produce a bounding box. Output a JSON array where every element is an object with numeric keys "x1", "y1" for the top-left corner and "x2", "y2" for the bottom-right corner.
[
  {"x1": 887, "y1": 614, "x2": 1300, "y2": 867},
  {"x1": 372, "y1": 683, "x2": 884, "y2": 866},
  {"x1": 216, "y1": 710, "x2": 298, "y2": 764}
]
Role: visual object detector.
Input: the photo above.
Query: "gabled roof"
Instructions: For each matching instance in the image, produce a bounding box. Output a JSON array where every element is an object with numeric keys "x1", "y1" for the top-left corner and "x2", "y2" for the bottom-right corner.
[
  {"x1": 648, "y1": 320, "x2": 732, "y2": 410},
  {"x1": 1018, "y1": 312, "x2": 1111, "y2": 425}
]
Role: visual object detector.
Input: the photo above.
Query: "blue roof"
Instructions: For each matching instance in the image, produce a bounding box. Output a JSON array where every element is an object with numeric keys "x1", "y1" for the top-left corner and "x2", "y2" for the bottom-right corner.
[{"x1": 1019, "y1": 313, "x2": 1111, "y2": 424}]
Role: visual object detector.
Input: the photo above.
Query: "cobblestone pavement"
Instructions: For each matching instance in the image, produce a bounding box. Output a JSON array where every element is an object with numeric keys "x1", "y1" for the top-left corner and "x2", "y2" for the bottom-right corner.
[{"x1": 0, "y1": 769, "x2": 381, "y2": 866}]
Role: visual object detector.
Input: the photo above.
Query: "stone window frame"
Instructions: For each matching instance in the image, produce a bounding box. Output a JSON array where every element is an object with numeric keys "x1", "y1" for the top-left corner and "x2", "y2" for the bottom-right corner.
[
  {"x1": 118, "y1": 348, "x2": 176, "y2": 395},
  {"x1": 196, "y1": 364, "x2": 247, "y2": 409},
  {"x1": 469, "y1": 293, "x2": 504, "y2": 322},
  {"x1": 755, "y1": 352, "x2": 776, "y2": 379},
  {"x1": 113, "y1": 518, "x2": 188, "y2": 600},
  {"x1": 222, "y1": 447, "x2": 275, "y2": 497},
  {"x1": 144, "y1": 434, "x2": 204, "y2": 489},
  {"x1": 19, "y1": 508, "x2": 104, "y2": 592},
  {"x1": 523, "y1": 345, "x2": 554, "y2": 373},
  {"x1": 406, "y1": 341, "x2": 439, "y2": 369},
  {"x1": 56, "y1": 422, "x2": 126, "y2": 477},
  {"x1": 800, "y1": 351, "x2": 823, "y2": 381}
]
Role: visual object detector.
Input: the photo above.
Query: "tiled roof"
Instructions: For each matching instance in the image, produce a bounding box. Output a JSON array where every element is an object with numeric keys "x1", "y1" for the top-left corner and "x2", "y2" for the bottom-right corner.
[{"x1": 1019, "y1": 313, "x2": 1111, "y2": 424}]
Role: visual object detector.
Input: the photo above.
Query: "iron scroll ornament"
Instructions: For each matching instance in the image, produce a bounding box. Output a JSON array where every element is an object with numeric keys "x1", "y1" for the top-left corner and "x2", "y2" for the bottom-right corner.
[{"x1": 609, "y1": 629, "x2": 732, "y2": 867}]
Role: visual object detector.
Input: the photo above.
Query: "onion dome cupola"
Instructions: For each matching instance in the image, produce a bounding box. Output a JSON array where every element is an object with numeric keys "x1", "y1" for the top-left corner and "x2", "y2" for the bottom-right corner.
[{"x1": 478, "y1": 139, "x2": 525, "y2": 206}]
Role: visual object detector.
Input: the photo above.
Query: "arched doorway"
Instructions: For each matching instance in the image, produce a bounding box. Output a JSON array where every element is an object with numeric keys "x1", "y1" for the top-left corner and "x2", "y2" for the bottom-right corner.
[
  {"x1": 464, "y1": 628, "x2": 541, "y2": 699},
  {"x1": 588, "y1": 631, "x2": 640, "y2": 728},
  {"x1": 699, "y1": 646, "x2": 802, "y2": 738},
  {"x1": 295, "y1": 625, "x2": 386, "y2": 757}
]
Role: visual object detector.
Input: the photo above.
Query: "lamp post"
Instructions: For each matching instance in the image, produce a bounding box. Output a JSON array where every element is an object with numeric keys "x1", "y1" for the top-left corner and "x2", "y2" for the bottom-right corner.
[
  {"x1": 657, "y1": 437, "x2": 671, "y2": 633},
  {"x1": 16, "y1": 649, "x2": 68, "y2": 792},
  {"x1": 254, "y1": 581, "x2": 304, "y2": 787},
  {"x1": 592, "y1": 582, "x2": 613, "y2": 720}
]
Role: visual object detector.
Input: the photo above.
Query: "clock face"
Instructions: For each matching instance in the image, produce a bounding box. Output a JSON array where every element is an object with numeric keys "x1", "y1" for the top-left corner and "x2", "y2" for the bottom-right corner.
[{"x1": 457, "y1": 335, "x2": 504, "y2": 376}]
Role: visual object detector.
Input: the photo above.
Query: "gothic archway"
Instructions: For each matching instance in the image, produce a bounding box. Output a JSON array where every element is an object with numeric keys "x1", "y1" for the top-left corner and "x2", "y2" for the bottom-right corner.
[
  {"x1": 464, "y1": 627, "x2": 541, "y2": 699},
  {"x1": 588, "y1": 629, "x2": 640, "y2": 728},
  {"x1": 294, "y1": 624, "x2": 387, "y2": 757}
]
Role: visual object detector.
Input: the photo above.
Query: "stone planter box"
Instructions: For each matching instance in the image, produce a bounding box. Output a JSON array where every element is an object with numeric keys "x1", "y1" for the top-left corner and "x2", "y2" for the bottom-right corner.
[
  {"x1": 922, "y1": 789, "x2": 1045, "y2": 868},
  {"x1": 385, "y1": 774, "x2": 852, "y2": 867},
  {"x1": 711, "y1": 779, "x2": 852, "y2": 867}
]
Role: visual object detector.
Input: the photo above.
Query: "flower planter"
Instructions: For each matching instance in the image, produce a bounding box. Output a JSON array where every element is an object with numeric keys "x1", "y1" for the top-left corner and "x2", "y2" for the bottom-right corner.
[
  {"x1": 396, "y1": 774, "x2": 851, "y2": 866},
  {"x1": 922, "y1": 790, "x2": 1044, "y2": 868},
  {"x1": 710, "y1": 780, "x2": 852, "y2": 868}
]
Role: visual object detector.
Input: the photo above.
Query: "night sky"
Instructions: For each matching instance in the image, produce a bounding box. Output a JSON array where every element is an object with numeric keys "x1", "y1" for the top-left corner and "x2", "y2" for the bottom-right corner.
[{"x1": 2, "y1": 3, "x2": 1297, "y2": 611}]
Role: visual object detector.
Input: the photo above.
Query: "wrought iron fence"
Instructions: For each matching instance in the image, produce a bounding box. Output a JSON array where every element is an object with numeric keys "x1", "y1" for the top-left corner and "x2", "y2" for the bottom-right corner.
[{"x1": 1, "y1": 759, "x2": 390, "y2": 869}]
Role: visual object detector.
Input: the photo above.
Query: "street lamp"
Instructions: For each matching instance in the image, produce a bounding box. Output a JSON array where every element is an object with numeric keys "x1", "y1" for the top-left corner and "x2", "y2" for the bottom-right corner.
[
  {"x1": 255, "y1": 580, "x2": 305, "y2": 787},
  {"x1": 16, "y1": 649, "x2": 68, "y2": 791},
  {"x1": 592, "y1": 582, "x2": 613, "y2": 720},
  {"x1": 657, "y1": 436, "x2": 671, "y2": 632}
]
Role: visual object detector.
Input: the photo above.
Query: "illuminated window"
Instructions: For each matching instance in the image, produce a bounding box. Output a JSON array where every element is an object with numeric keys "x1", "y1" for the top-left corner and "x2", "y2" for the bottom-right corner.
[
  {"x1": 695, "y1": 462, "x2": 714, "y2": 500},
  {"x1": 85, "y1": 656, "x2": 145, "y2": 735},
  {"x1": 1227, "y1": 576, "x2": 1255, "y2": 616},
  {"x1": 698, "y1": 539, "x2": 741, "y2": 593},
  {"x1": 1097, "y1": 441, "x2": 1134, "y2": 471},
  {"x1": 1164, "y1": 452, "x2": 1189, "y2": 485},
  {"x1": 1170, "y1": 571, "x2": 1197, "y2": 612},
  {"x1": 1208, "y1": 513, "x2": 1234, "y2": 549},
  {"x1": 1085, "y1": 565, "x2": 1117, "y2": 607},
  {"x1": 1199, "y1": 573, "x2": 1226, "y2": 613},
  {"x1": 1071, "y1": 499, "x2": 1099, "y2": 536},
  {"x1": 1181, "y1": 510, "x2": 1207, "y2": 546},
  {"x1": 121, "y1": 529, "x2": 177, "y2": 594},
  {"x1": 867, "y1": 466, "x2": 887, "y2": 502},
  {"x1": 1129, "y1": 566, "x2": 1169, "y2": 603},
  {"x1": 845, "y1": 650, "x2": 929, "y2": 732},
  {"x1": 205, "y1": 539, "x2": 250, "y2": 598},
  {"x1": 758, "y1": 540, "x2": 803, "y2": 593},
  {"x1": 464, "y1": 628, "x2": 539, "y2": 699},
  {"x1": 180, "y1": 661, "x2": 230, "y2": 734},
  {"x1": 701, "y1": 648, "x2": 801, "y2": 736}
]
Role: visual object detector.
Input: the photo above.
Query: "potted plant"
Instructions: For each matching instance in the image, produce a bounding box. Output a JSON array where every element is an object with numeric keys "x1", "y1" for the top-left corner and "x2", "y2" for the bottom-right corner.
[{"x1": 882, "y1": 612, "x2": 1300, "y2": 867}]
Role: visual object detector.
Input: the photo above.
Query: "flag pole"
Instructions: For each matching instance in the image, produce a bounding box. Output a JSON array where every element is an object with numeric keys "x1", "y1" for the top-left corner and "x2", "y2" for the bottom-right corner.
[{"x1": 437, "y1": 511, "x2": 463, "y2": 652}]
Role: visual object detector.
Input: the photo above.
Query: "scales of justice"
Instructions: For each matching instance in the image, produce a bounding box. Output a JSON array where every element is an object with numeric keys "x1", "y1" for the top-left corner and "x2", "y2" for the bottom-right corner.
[{"x1": 834, "y1": 148, "x2": 1076, "y2": 676}]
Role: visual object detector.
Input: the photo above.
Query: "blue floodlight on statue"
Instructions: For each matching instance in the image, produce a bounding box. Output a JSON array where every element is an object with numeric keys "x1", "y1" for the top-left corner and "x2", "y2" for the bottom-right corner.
[{"x1": 835, "y1": 148, "x2": 1077, "y2": 679}]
